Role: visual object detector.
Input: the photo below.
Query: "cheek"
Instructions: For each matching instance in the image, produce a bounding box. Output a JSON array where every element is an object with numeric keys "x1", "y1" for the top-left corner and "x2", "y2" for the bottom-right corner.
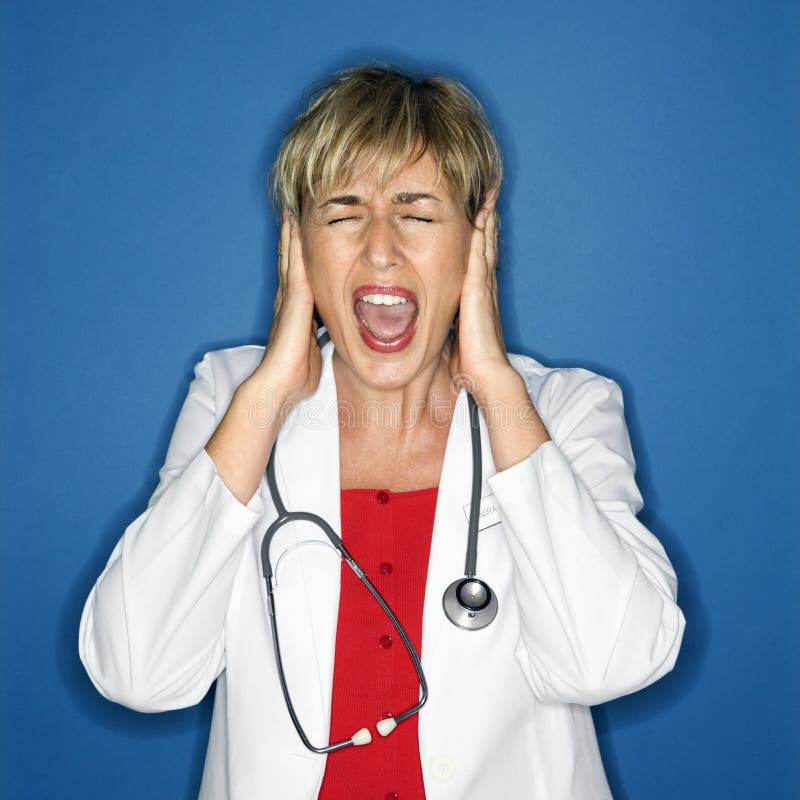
[
  {"x1": 300, "y1": 231, "x2": 331, "y2": 286},
  {"x1": 436, "y1": 227, "x2": 472, "y2": 282},
  {"x1": 444, "y1": 229, "x2": 474, "y2": 304},
  {"x1": 302, "y1": 228, "x2": 350, "y2": 275},
  {"x1": 426, "y1": 236, "x2": 470, "y2": 318},
  {"x1": 300, "y1": 231, "x2": 350, "y2": 326}
]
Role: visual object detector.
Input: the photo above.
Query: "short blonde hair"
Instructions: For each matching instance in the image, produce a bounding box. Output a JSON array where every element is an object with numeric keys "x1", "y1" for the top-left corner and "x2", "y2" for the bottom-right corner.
[{"x1": 269, "y1": 63, "x2": 503, "y2": 221}]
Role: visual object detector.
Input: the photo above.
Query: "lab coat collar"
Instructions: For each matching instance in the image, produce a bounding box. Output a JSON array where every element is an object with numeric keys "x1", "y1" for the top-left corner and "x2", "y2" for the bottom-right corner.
[{"x1": 268, "y1": 332, "x2": 497, "y2": 750}]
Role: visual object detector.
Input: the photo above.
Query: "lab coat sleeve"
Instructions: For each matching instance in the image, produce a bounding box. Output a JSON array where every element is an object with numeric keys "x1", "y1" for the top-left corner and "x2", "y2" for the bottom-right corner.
[
  {"x1": 78, "y1": 352, "x2": 265, "y2": 712},
  {"x1": 487, "y1": 367, "x2": 685, "y2": 706}
]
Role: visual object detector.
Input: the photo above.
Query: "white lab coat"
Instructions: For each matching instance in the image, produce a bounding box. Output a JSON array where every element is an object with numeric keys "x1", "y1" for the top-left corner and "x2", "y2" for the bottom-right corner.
[{"x1": 79, "y1": 335, "x2": 685, "y2": 799}]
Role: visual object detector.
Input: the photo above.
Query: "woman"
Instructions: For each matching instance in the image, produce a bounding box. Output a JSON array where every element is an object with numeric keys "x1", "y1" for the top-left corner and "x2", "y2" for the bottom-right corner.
[{"x1": 79, "y1": 64, "x2": 685, "y2": 799}]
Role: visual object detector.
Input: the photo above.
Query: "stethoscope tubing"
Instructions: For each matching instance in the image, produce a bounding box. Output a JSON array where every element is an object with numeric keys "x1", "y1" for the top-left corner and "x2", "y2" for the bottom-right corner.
[
  {"x1": 259, "y1": 329, "x2": 495, "y2": 753},
  {"x1": 261, "y1": 456, "x2": 428, "y2": 752},
  {"x1": 464, "y1": 391, "x2": 482, "y2": 579}
]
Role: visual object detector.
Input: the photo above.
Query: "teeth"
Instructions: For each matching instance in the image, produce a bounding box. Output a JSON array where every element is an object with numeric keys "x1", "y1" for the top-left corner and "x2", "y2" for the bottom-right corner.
[{"x1": 360, "y1": 293, "x2": 408, "y2": 305}]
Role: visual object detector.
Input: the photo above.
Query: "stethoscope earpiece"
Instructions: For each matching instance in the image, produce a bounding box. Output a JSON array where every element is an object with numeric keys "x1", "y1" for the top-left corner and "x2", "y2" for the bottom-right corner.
[{"x1": 442, "y1": 577, "x2": 498, "y2": 631}]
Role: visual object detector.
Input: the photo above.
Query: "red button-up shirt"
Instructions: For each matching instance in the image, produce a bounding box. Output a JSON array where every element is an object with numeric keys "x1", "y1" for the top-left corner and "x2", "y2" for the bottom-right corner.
[{"x1": 317, "y1": 486, "x2": 438, "y2": 800}]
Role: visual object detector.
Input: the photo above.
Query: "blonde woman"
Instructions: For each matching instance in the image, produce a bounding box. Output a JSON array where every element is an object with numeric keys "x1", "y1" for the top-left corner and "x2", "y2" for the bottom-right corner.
[{"x1": 80, "y1": 64, "x2": 685, "y2": 799}]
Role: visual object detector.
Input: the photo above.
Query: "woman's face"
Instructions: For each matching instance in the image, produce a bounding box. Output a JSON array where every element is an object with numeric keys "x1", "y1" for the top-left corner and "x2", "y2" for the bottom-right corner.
[{"x1": 299, "y1": 148, "x2": 474, "y2": 391}]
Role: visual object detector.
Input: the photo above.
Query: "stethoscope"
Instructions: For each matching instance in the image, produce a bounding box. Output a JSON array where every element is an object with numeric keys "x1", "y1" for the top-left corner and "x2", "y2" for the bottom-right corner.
[{"x1": 260, "y1": 328, "x2": 498, "y2": 754}]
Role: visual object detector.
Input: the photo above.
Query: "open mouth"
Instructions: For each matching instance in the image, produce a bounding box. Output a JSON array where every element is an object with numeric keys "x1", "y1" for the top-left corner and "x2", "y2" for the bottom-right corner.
[{"x1": 353, "y1": 285, "x2": 418, "y2": 352}]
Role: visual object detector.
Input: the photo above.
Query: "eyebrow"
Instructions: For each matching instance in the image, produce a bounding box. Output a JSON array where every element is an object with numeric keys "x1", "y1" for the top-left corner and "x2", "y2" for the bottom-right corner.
[{"x1": 319, "y1": 192, "x2": 442, "y2": 208}]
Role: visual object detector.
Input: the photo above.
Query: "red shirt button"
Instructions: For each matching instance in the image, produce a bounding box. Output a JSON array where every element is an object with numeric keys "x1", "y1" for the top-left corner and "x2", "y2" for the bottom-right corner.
[
  {"x1": 381, "y1": 711, "x2": 393, "y2": 719},
  {"x1": 379, "y1": 634, "x2": 393, "y2": 649},
  {"x1": 379, "y1": 562, "x2": 393, "y2": 575},
  {"x1": 376, "y1": 490, "x2": 390, "y2": 504},
  {"x1": 386, "y1": 793, "x2": 399, "y2": 800}
]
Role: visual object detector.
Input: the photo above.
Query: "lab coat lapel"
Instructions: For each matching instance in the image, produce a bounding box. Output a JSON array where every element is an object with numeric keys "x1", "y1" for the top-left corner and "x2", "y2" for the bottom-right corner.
[{"x1": 268, "y1": 339, "x2": 341, "y2": 752}]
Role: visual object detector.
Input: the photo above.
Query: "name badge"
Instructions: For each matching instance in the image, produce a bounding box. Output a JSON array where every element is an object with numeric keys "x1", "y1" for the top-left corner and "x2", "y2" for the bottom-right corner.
[{"x1": 462, "y1": 494, "x2": 502, "y2": 532}]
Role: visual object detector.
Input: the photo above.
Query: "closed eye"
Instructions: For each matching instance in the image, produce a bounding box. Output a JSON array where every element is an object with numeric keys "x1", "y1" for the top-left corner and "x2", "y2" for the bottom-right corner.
[{"x1": 327, "y1": 215, "x2": 433, "y2": 224}]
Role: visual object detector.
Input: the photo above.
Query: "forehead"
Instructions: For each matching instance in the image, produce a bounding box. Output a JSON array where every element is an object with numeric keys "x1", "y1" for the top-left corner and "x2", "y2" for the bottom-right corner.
[{"x1": 308, "y1": 148, "x2": 456, "y2": 208}]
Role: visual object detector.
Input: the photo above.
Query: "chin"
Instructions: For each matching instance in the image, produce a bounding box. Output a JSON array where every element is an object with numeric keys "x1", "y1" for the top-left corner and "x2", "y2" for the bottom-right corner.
[
  {"x1": 355, "y1": 354, "x2": 419, "y2": 390},
  {"x1": 331, "y1": 321, "x2": 447, "y2": 391}
]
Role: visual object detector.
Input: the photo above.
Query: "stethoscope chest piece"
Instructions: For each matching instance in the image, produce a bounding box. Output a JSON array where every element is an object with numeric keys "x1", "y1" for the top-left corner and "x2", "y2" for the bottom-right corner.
[{"x1": 442, "y1": 577, "x2": 498, "y2": 631}]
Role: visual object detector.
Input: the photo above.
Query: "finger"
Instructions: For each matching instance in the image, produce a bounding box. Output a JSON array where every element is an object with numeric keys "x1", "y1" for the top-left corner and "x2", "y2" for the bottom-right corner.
[
  {"x1": 279, "y1": 211, "x2": 290, "y2": 284},
  {"x1": 484, "y1": 208, "x2": 498, "y2": 271},
  {"x1": 285, "y1": 214, "x2": 306, "y2": 290},
  {"x1": 475, "y1": 205, "x2": 490, "y2": 231},
  {"x1": 284, "y1": 216, "x2": 316, "y2": 319},
  {"x1": 477, "y1": 187, "x2": 498, "y2": 236},
  {"x1": 470, "y1": 206, "x2": 489, "y2": 268}
]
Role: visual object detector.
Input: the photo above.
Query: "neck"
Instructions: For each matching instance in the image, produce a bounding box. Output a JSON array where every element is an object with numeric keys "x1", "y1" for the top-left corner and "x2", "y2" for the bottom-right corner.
[{"x1": 331, "y1": 348, "x2": 457, "y2": 441}]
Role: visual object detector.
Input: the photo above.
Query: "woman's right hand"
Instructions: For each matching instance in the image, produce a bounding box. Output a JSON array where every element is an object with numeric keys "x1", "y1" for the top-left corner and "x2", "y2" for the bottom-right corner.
[
  {"x1": 205, "y1": 211, "x2": 321, "y2": 505},
  {"x1": 255, "y1": 211, "x2": 322, "y2": 406}
]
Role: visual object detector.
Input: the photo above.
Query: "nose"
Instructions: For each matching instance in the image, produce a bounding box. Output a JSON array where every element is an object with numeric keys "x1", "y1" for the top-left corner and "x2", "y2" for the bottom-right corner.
[{"x1": 361, "y1": 215, "x2": 401, "y2": 272}]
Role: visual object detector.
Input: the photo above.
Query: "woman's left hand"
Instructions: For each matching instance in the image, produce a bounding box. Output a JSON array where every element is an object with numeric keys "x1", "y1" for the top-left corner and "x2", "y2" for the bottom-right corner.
[
  {"x1": 447, "y1": 190, "x2": 516, "y2": 403},
  {"x1": 447, "y1": 191, "x2": 552, "y2": 468}
]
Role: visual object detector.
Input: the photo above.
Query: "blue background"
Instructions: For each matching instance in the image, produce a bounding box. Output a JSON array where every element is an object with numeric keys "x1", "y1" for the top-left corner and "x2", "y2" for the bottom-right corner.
[{"x1": 2, "y1": 1, "x2": 798, "y2": 797}]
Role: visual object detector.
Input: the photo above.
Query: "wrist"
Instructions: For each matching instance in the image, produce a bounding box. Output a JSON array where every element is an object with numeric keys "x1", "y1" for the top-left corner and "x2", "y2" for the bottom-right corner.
[
  {"x1": 238, "y1": 373, "x2": 297, "y2": 431},
  {"x1": 468, "y1": 366, "x2": 551, "y2": 472},
  {"x1": 468, "y1": 363, "x2": 527, "y2": 407}
]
